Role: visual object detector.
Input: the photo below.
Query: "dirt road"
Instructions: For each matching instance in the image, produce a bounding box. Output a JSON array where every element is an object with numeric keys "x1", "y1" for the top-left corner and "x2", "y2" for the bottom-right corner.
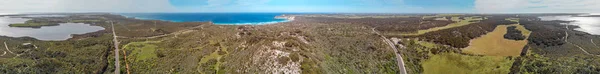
[
  {"x1": 111, "y1": 21, "x2": 120, "y2": 74},
  {"x1": 564, "y1": 25, "x2": 599, "y2": 56}
]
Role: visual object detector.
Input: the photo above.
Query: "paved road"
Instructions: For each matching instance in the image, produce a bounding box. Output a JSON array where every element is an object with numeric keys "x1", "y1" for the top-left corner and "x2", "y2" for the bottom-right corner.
[
  {"x1": 111, "y1": 21, "x2": 120, "y2": 74},
  {"x1": 372, "y1": 28, "x2": 407, "y2": 74}
]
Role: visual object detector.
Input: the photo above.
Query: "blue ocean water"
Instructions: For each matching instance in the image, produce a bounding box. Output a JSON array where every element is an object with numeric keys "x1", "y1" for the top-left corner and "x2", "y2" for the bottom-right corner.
[{"x1": 119, "y1": 13, "x2": 291, "y2": 25}]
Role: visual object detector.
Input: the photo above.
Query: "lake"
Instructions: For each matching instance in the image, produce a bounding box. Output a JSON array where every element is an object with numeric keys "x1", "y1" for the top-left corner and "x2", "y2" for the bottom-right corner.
[
  {"x1": 539, "y1": 15, "x2": 600, "y2": 35},
  {"x1": 0, "y1": 17, "x2": 105, "y2": 41}
]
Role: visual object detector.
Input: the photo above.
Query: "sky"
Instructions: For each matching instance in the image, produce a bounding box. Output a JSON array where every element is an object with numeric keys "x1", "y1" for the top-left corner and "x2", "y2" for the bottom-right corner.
[{"x1": 0, "y1": 0, "x2": 599, "y2": 13}]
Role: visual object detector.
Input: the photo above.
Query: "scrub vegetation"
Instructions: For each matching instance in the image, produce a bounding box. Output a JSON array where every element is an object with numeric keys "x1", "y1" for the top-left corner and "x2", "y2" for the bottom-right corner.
[
  {"x1": 1, "y1": 13, "x2": 599, "y2": 74},
  {"x1": 422, "y1": 52, "x2": 514, "y2": 74}
]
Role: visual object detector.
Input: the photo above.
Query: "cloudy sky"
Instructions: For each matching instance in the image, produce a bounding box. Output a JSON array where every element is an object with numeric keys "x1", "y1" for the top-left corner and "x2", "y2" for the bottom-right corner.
[{"x1": 0, "y1": 0, "x2": 599, "y2": 13}]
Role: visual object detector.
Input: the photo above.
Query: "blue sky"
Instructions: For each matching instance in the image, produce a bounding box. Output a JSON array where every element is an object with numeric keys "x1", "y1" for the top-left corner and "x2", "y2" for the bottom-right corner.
[
  {"x1": 167, "y1": 0, "x2": 476, "y2": 13},
  {"x1": 0, "y1": 0, "x2": 599, "y2": 13}
]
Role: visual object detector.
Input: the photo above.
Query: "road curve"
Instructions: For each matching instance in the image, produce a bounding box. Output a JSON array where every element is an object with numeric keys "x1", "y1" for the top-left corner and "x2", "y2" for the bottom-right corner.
[{"x1": 372, "y1": 28, "x2": 408, "y2": 74}]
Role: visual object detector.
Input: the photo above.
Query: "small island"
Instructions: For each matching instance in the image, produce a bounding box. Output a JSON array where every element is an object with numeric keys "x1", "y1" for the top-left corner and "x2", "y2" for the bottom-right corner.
[{"x1": 9, "y1": 20, "x2": 60, "y2": 28}]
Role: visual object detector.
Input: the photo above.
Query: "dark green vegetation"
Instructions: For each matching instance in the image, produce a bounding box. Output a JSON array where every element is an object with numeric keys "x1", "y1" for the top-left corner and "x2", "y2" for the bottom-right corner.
[
  {"x1": 520, "y1": 19, "x2": 569, "y2": 47},
  {"x1": 0, "y1": 34, "x2": 112, "y2": 73},
  {"x1": 1, "y1": 13, "x2": 599, "y2": 74},
  {"x1": 504, "y1": 26, "x2": 526, "y2": 40},
  {"x1": 9, "y1": 20, "x2": 59, "y2": 28},
  {"x1": 510, "y1": 48, "x2": 600, "y2": 74},
  {"x1": 0, "y1": 14, "x2": 204, "y2": 73},
  {"x1": 402, "y1": 15, "x2": 518, "y2": 48},
  {"x1": 298, "y1": 16, "x2": 453, "y2": 33},
  {"x1": 0, "y1": 13, "x2": 399, "y2": 73}
]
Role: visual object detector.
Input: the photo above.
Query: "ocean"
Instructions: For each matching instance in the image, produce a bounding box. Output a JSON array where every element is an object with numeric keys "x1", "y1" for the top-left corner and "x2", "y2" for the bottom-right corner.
[{"x1": 118, "y1": 13, "x2": 292, "y2": 25}]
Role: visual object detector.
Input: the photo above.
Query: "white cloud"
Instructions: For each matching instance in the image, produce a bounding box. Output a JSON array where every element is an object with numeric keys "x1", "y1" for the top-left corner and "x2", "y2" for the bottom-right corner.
[
  {"x1": 0, "y1": 0, "x2": 61, "y2": 12},
  {"x1": 0, "y1": 0, "x2": 175, "y2": 13},
  {"x1": 475, "y1": 0, "x2": 600, "y2": 13}
]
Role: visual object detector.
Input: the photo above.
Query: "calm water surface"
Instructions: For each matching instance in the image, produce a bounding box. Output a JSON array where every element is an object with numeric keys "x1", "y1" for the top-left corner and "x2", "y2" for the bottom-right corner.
[
  {"x1": 539, "y1": 15, "x2": 600, "y2": 35},
  {"x1": 0, "y1": 17, "x2": 105, "y2": 40}
]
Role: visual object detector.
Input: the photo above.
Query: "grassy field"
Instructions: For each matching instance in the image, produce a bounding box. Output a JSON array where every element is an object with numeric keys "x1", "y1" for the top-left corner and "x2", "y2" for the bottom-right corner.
[
  {"x1": 403, "y1": 37, "x2": 513, "y2": 74},
  {"x1": 123, "y1": 41, "x2": 162, "y2": 61},
  {"x1": 463, "y1": 24, "x2": 530, "y2": 56},
  {"x1": 450, "y1": 17, "x2": 461, "y2": 21},
  {"x1": 421, "y1": 52, "x2": 514, "y2": 74},
  {"x1": 463, "y1": 18, "x2": 531, "y2": 56},
  {"x1": 414, "y1": 39, "x2": 438, "y2": 49},
  {"x1": 197, "y1": 39, "x2": 230, "y2": 73},
  {"x1": 401, "y1": 17, "x2": 482, "y2": 36}
]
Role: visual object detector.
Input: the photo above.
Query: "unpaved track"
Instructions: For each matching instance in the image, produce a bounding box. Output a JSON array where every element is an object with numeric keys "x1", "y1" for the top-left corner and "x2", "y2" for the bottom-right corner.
[
  {"x1": 122, "y1": 46, "x2": 131, "y2": 74},
  {"x1": 0, "y1": 51, "x2": 6, "y2": 56},
  {"x1": 564, "y1": 26, "x2": 589, "y2": 54},
  {"x1": 592, "y1": 39, "x2": 599, "y2": 49},
  {"x1": 4, "y1": 42, "x2": 15, "y2": 54},
  {"x1": 564, "y1": 25, "x2": 598, "y2": 56},
  {"x1": 111, "y1": 21, "x2": 120, "y2": 74},
  {"x1": 372, "y1": 28, "x2": 407, "y2": 74}
]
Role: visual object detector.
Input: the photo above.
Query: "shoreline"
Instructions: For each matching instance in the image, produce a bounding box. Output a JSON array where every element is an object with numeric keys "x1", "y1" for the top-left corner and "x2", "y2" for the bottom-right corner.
[
  {"x1": 214, "y1": 15, "x2": 296, "y2": 25},
  {"x1": 213, "y1": 20, "x2": 291, "y2": 25},
  {"x1": 539, "y1": 16, "x2": 600, "y2": 35},
  {"x1": 118, "y1": 13, "x2": 296, "y2": 25}
]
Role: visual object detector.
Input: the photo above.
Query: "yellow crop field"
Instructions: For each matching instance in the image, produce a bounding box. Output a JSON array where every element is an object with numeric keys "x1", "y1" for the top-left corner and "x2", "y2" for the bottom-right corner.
[{"x1": 463, "y1": 24, "x2": 531, "y2": 56}]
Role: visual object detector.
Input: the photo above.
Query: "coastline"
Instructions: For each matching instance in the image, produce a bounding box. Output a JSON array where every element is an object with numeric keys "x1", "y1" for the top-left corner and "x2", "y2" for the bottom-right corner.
[
  {"x1": 539, "y1": 15, "x2": 600, "y2": 35},
  {"x1": 215, "y1": 15, "x2": 296, "y2": 25},
  {"x1": 117, "y1": 13, "x2": 296, "y2": 25},
  {"x1": 213, "y1": 20, "x2": 290, "y2": 25}
]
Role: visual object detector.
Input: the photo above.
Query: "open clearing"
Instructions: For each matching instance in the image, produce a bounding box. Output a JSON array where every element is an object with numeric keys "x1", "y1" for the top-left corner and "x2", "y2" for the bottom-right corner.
[
  {"x1": 434, "y1": 17, "x2": 449, "y2": 21},
  {"x1": 463, "y1": 23, "x2": 531, "y2": 56},
  {"x1": 421, "y1": 52, "x2": 514, "y2": 74},
  {"x1": 413, "y1": 39, "x2": 438, "y2": 49},
  {"x1": 123, "y1": 41, "x2": 162, "y2": 61},
  {"x1": 401, "y1": 17, "x2": 482, "y2": 36}
]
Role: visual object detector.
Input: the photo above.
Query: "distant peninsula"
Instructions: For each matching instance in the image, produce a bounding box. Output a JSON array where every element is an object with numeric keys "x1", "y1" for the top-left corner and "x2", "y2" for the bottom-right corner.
[{"x1": 9, "y1": 20, "x2": 60, "y2": 28}]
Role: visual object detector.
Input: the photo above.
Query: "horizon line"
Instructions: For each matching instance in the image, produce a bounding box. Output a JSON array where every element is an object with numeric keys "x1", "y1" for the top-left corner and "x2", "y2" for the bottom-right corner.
[{"x1": 1, "y1": 12, "x2": 593, "y2": 15}]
